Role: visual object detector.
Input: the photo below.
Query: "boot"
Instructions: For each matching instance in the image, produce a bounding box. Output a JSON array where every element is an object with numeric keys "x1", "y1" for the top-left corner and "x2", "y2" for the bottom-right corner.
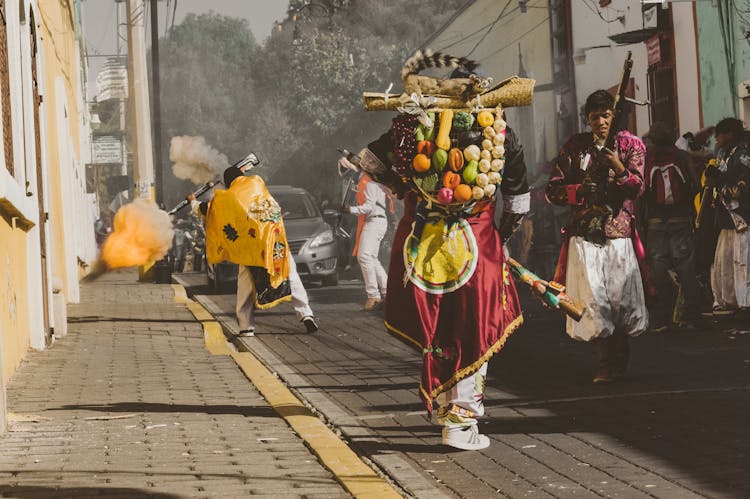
[
  {"x1": 610, "y1": 334, "x2": 630, "y2": 379},
  {"x1": 592, "y1": 337, "x2": 614, "y2": 384},
  {"x1": 361, "y1": 297, "x2": 382, "y2": 311}
]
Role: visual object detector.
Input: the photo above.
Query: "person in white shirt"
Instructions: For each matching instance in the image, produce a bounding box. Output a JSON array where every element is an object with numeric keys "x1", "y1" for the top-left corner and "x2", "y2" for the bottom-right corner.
[{"x1": 345, "y1": 171, "x2": 392, "y2": 311}]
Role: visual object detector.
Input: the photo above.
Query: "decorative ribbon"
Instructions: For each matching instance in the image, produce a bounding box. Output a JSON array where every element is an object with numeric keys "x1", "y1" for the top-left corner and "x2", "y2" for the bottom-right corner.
[
  {"x1": 383, "y1": 82, "x2": 394, "y2": 109},
  {"x1": 397, "y1": 93, "x2": 436, "y2": 128}
]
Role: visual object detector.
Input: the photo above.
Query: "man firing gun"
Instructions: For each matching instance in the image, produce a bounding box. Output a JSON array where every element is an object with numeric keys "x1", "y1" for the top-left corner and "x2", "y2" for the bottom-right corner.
[{"x1": 185, "y1": 153, "x2": 319, "y2": 336}]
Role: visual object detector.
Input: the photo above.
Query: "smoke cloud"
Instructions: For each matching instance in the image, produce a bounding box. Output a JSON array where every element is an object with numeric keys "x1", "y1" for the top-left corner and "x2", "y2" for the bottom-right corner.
[
  {"x1": 101, "y1": 198, "x2": 174, "y2": 269},
  {"x1": 170, "y1": 135, "x2": 229, "y2": 185}
]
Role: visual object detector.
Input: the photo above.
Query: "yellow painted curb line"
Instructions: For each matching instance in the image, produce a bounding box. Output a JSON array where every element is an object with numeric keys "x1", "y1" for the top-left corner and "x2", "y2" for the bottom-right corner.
[
  {"x1": 203, "y1": 321, "x2": 232, "y2": 355},
  {"x1": 172, "y1": 284, "x2": 231, "y2": 355},
  {"x1": 170, "y1": 283, "x2": 400, "y2": 497},
  {"x1": 171, "y1": 284, "x2": 190, "y2": 303},
  {"x1": 231, "y1": 351, "x2": 402, "y2": 499}
]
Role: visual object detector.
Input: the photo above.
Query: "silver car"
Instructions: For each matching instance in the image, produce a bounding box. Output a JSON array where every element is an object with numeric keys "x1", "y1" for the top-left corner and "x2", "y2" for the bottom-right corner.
[{"x1": 206, "y1": 185, "x2": 338, "y2": 292}]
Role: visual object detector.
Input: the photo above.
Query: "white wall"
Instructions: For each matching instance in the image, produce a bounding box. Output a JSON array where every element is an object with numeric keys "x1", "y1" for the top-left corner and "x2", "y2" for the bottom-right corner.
[
  {"x1": 673, "y1": 3, "x2": 701, "y2": 134},
  {"x1": 570, "y1": 0, "x2": 650, "y2": 135},
  {"x1": 20, "y1": 3, "x2": 48, "y2": 349}
]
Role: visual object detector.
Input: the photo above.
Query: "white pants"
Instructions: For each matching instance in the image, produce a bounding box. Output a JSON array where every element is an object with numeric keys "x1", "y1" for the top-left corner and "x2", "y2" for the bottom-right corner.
[
  {"x1": 357, "y1": 217, "x2": 388, "y2": 299},
  {"x1": 436, "y1": 363, "x2": 487, "y2": 428},
  {"x1": 236, "y1": 256, "x2": 314, "y2": 331},
  {"x1": 565, "y1": 236, "x2": 648, "y2": 341},
  {"x1": 711, "y1": 228, "x2": 750, "y2": 309}
]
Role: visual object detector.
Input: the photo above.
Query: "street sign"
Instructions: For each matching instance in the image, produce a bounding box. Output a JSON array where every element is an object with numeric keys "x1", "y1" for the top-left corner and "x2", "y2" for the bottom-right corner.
[{"x1": 92, "y1": 136, "x2": 123, "y2": 165}]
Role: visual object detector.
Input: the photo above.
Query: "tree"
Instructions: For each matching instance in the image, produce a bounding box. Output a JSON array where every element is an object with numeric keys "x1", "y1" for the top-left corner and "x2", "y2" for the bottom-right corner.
[
  {"x1": 156, "y1": 13, "x2": 257, "y2": 208},
  {"x1": 252, "y1": 0, "x2": 467, "y2": 201}
]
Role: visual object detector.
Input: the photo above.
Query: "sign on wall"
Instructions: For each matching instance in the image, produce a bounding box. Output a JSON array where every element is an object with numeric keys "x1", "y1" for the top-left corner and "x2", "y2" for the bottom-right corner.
[
  {"x1": 645, "y1": 35, "x2": 661, "y2": 66},
  {"x1": 92, "y1": 136, "x2": 123, "y2": 165}
]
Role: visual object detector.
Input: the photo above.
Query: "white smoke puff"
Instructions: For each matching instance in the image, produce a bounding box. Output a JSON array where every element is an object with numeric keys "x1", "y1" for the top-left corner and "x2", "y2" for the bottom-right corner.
[{"x1": 169, "y1": 136, "x2": 229, "y2": 185}]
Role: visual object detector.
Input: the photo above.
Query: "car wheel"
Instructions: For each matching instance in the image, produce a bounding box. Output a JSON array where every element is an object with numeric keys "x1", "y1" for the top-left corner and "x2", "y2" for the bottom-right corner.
[{"x1": 321, "y1": 273, "x2": 339, "y2": 287}]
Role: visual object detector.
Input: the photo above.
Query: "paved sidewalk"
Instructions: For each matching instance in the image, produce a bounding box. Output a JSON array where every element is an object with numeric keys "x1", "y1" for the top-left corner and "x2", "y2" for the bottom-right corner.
[{"x1": 0, "y1": 270, "x2": 350, "y2": 498}]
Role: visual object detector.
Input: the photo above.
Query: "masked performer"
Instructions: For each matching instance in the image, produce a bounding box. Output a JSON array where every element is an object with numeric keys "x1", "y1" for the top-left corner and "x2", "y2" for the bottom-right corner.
[
  {"x1": 360, "y1": 53, "x2": 531, "y2": 450},
  {"x1": 546, "y1": 89, "x2": 648, "y2": 384},
  {"x1": 708, "y1": 118, "x2": 750, "y2": 316},
  {"x1": 189, "y1": 164, "x2": 318, "y2": 336}
]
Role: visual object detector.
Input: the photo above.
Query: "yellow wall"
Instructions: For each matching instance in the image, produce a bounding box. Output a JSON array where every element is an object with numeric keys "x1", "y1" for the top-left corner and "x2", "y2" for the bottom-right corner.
[
  {"x1": 38, "y1": 0, "x2": 84, "y2": 299},
  {"x1": 0, "y1": 217, "x2": 30, "y2": 382}
]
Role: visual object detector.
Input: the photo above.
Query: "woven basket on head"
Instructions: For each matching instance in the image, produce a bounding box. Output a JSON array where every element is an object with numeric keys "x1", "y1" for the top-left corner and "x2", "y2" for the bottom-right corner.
[{"x1": 363, "y1": 76, "x2": 535, "y2": 112}]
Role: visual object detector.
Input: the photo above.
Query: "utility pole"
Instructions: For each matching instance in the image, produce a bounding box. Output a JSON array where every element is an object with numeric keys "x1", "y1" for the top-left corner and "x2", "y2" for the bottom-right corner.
[
  {"x1": 116, "y1": 0, "x2": 128, "y2": 177},
  {"x1": 150, "y1": 0, "x2": 163, "y2": 206},
  {"x1": 126, "y1": 0, "x2": 155, "y2": 200}
]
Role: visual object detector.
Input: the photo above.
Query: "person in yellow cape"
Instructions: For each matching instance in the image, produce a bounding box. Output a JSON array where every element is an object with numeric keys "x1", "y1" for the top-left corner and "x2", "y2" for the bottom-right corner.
[{"x1": 189, "y1": 162, "x2": 319, "y2": 336}]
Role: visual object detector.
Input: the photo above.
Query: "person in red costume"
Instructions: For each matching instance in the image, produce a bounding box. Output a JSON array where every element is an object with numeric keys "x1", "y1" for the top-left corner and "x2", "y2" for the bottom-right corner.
[{"x1": 361, "y1": 95, "x2": 530, "y2": 450}]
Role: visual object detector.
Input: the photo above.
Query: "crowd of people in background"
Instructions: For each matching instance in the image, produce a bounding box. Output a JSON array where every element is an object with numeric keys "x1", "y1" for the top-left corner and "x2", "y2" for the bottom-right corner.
[{"x1": 520, "y1": 115, "x2": 750, "y2": 336}]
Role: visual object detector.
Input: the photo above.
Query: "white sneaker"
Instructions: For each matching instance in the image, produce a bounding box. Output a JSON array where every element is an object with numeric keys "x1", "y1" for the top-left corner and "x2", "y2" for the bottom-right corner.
[
  {"x1": 442, "y1": 425, "x2": 490, "y2": 451},
  {"x1": 238, "y1": 328, "x2": 255, "y2": 337}
]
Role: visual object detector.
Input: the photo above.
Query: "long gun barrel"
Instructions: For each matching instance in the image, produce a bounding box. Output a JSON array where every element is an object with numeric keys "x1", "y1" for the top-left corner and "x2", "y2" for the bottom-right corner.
[
  {"x1": 168, "y1": 178, "x2": 221, "y2": 215},
  {"x1": 168, "y1": 152, "x2": 260, "y2": 216},
  {"x1": 585, "y1": 52, "x2": 633, "y2": 204},
  {"x1": 507, "y1": 257, "x2": 584, "y2": 321},
  {"x1": 605, "y1": 51, "x2": 633, "y2": 151}
]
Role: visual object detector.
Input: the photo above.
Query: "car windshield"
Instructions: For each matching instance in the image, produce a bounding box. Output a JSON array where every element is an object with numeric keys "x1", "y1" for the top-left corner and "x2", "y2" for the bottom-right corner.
[{"x1": 272, "y1": 191, "x2": 319, "y2": 220}]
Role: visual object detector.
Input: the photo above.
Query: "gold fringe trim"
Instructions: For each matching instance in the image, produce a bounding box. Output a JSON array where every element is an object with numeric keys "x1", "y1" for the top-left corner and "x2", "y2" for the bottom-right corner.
[
  {"x1": 384, "y1": 320, "x2": 424, "y2": 350},
  {"x1": 254, "y1": 294, "x2": 292, "y2": 310},
  {"x1": 423, "y1": 314, "x2": 524, "y2": 401}
]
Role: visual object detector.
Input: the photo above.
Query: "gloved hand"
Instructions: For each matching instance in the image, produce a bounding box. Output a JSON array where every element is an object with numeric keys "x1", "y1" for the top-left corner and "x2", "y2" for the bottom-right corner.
[
  {"x1": 186, "y1": 193, "x2": 196, "y2": 202},
  {"x1": 721, "y1": 182, "x2": 746, "y2": 203}
]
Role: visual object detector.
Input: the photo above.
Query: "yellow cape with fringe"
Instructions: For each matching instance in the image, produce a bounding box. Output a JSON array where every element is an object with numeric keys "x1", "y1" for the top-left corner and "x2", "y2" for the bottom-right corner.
[{"x1": 205, "y1": 176, "x2": 290, "y2": 289}]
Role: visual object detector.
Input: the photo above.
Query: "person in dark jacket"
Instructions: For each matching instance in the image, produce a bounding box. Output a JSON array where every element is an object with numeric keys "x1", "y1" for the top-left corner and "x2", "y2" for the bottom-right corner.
[{"x1": 707, "y1": 118, "x2": 750, "y2": 316}]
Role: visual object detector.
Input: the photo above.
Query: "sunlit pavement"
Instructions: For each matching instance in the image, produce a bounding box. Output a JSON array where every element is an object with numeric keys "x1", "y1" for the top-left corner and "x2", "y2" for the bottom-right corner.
[
  {"x1": 0, "y1": 271, "x2": 350, "y2": 499},
  {"x1": 175, "y1": 270, "x2": 750, "y2": 498}
]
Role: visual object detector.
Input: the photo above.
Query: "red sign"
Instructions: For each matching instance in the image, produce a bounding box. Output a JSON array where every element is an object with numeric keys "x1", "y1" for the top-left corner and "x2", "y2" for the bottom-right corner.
[{"x1": 646, "y1": 35, "x2": 661, "y2": 66}]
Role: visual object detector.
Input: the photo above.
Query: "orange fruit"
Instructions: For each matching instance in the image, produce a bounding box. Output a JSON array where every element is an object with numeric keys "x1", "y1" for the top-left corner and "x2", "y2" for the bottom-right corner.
[
  {"x1": 413, "y1": 153, "x2": 431, "y2": 173},
  {"x1": 454, "y1": 184, "x2": 472, "y2": 202}
]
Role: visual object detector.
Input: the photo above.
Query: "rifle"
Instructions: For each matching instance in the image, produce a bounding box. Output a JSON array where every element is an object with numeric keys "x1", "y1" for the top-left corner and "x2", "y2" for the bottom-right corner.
[
  {"x1": 583, "y1": 52, "x2": 633, "y2": 202},
  {"x1": 168, "y1": 178, "x2": 221, "y2": 215},
  {"x1": 507, "y1": 257, "x2": 584, "y2": 321},
  {"x1": 168, "y1": 153, "x2": 260, "y2": 215}
]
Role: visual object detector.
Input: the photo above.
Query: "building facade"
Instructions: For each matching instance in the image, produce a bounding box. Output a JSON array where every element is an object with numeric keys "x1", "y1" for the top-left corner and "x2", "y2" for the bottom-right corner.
[
  {"x1": 424, "y1": 0, "x2": 559, "y2": 183},
  {"x1": 0, "y1": 0, "x2": 96, "y2": 430},
  {"x1": 695, "y1": 1, "x2": 750, "y2": 128}
]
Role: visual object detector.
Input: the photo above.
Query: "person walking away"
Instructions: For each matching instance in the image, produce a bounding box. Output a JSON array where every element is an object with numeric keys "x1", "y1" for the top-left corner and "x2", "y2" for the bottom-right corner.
[
  {"x1": 707, "y1": 118, "x2": 750, "y2": 317},
  {"x1": 643, "y1": 122, "x2": 705, "y2": 330},
  {"x1": 546, "y1": 90, "x2": 649, "y2": 384},
  {"x1": 344, "y1": 171, "x2": 393, "y2": 311},
  {"x1": 189, "y1": 162, "x2": 319, "y2": 336}
]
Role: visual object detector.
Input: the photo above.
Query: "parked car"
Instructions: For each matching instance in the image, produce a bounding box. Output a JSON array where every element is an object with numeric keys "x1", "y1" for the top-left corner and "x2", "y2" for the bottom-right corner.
[{"x1": 206, "y1": 185, "x2": 338, "y2": 292}]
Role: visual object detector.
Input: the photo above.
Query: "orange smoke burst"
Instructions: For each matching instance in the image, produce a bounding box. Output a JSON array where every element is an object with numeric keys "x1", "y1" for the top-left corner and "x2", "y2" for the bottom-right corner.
[{"x1": 102, "y1": 199, "x2": 174, "y2": 268}]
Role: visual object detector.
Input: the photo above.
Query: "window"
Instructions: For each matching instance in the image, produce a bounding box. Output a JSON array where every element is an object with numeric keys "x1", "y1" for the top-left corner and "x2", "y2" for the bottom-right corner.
[{"x1": 273, "y1": 192, "x2": 319, "y2": 220}]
